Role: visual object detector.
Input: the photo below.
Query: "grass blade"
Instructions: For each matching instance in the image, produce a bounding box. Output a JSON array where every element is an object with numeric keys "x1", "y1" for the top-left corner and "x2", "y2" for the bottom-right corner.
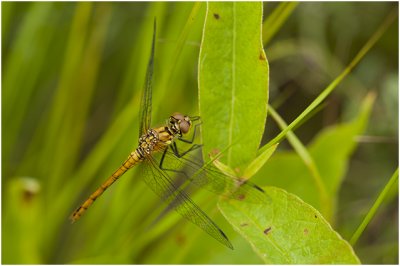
[
  {"x1": 259, "y1": 9, "x2": 397, "y2": 155},
  {"x1": 267, "y1": 105, "x2": 331, "y2": 220},
  {"x1": 263, "y1": 2, "x2": 299, "y2": 45},
  {"x1": 350, "y1": 168, "x2": 399, "y2": 246}
]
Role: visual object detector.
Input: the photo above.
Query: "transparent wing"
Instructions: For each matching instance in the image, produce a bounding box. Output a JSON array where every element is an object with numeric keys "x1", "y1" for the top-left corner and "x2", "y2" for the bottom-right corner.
[
  {"x1": 138, "y1": 19, "x2": 156, "y2": 136},
  {"x1": 161, "y1": 145, "x2": 269, "y2": 204},
  {"x1": 138, "y1": 153, "x2": 233, "y2": 249}
]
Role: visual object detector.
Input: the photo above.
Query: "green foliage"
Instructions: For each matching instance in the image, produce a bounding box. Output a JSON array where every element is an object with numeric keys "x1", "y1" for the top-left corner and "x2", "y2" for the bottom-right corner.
[
  {"x1": 219, "y1": 187, "x2": 360, "y2": 264},
  {"x1": 254, "y1": 93, "x2": 375, "y2": 224},
  {"x1": 2, "y1": 1, "x2": 397, "y2": 264},
  {"x1": 199, "y1": 2, "x2": 269, "y2": 169},
  {"x1": 262, "y1": 2, "x2": 298, "y2": 45},
  {"x1": 215, "y1": 93, "x2": 392, "y2": 262},
  {"x1": 350, "y1": 168, "x2": 399, "y2": 246},
  {"x1": 243, "y1": 143, "x2": 278, "y2": 180}
]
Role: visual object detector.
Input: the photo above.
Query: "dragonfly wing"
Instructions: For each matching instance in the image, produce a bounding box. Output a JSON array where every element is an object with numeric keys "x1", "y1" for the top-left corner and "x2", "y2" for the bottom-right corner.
[
  {"x1": 162, "y1": 147, "x2": 269, "y2": 204},
  {"x1": 138, "y1": 154, "x2": 233, "y2": 249},
  {"x1": 138, "y1": 19, "x2": 156, "y2": 136}
]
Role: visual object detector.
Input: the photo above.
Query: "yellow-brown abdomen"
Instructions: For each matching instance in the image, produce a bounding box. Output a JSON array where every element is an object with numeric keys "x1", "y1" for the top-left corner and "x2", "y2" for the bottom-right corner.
[{"x1": 70, "y1": 150, "x2": 143, "y2": 222}]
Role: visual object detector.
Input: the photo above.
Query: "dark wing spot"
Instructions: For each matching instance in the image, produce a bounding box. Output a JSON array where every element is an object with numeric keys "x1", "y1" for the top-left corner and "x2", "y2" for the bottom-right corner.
[
  {"x1": 253, "y1": 184, "x2": 265, "y2": 193},
  {"x1": 263, "y1": 227, "x2": 272, "y2": 235},
  {"x1": 213, "y1": 13, "x2": 220, "y2": 19}
]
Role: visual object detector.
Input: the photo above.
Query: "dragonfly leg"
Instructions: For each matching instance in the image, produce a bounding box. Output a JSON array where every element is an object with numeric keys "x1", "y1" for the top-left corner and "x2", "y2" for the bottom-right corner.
[
  {"x1": 171, "y1": 142, "x2": 202, "y2": 158},
  {"x1": 159, "y1": 146, "x2": 189, "y2": 178},
  {"x1": 178, "y1": 122, "x2": 202, "y2": 144},
  {"x1": 159, "y1": 144, "x2": 201, "y2": 174}
]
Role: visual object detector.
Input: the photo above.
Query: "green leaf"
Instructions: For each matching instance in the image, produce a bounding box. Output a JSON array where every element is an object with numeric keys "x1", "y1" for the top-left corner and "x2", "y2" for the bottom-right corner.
[
  {"x1": 218, "y1": 187, "x2": 360, "y2": 264},
  {"x1": 243, "y1": 143, "x2": 278, "y2": 179},
  {"x1": 254, "y1": 93, "x2": 375, "y2": 216},
  {"x1": 199, "y1": 2, "x2": 269, "y2": 170}
]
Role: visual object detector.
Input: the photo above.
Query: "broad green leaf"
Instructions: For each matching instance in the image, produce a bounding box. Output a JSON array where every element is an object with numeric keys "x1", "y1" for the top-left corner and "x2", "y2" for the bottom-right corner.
[
  {"x1": 253, "y1": 93, "x2": 375, "y2": 216},
  {"x1": 199, "y1": 2, "x2": 269, "y2": 170},
  {"x1": 219, "y1": 187, "x2": 360, "y2": 264}
]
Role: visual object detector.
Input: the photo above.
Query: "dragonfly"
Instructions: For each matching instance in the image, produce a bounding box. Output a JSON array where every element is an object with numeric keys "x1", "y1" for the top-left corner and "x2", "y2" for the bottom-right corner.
[{"x1": 70, "y1": 21, "x2": 267, "y2": 250}]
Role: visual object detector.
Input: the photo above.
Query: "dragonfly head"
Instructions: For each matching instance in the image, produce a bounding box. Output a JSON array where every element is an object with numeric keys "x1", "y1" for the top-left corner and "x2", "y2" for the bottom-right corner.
[{"x1": 169, "y1": 113, "x2": 192, "y2": 136}]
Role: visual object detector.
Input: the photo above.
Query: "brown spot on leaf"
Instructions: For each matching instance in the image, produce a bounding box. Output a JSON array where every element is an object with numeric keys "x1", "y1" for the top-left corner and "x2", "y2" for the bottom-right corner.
[
  {"x1": 210, "y1": 149, "x2": 220, "y2": 156},
  {"x1": 175, "y1": 233, "x2": 186, "y2": 246},
  {"x1": 213, "y1": 13, "x2": 220, "y2": 19},
  {"x1": 237, "y1": 194, "x2": 246, "y2": 200},
  {"x1": 314, "y1": 214, "x2": 318, "y2": 218},
  {"x1": 259, "y1": 52, "x2": 266, "y2": 60},
  {"x1": 304, "y1": 228, "x2": 309, "y2": 235},
  {"x1": 241, "y1": 223, "x2": 248, "y2": 227},
  {"x1": 264, "y1": 227, "x2": 272, "y2": 235}
]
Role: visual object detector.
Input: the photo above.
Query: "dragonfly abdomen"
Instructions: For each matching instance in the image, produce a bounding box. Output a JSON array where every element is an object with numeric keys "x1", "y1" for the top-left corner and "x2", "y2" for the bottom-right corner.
[
  {"x1": 71, "y1": 129, "x2": 171, "y2": 222},
  {"x1": 70, "y1": 151, "x2": 143, "y2": 222}
]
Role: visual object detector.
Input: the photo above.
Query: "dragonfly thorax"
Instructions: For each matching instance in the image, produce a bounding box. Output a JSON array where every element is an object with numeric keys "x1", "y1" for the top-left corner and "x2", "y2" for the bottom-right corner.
[
  {"x1": 138, "y1": 129, "x2": 159, "y2": 155},
  {"x1": 136, "y1": 113, "x2": 192, "y2": 157},
  {"x1": 167, "y1": 113, "x2": 192, "y2": 137}
]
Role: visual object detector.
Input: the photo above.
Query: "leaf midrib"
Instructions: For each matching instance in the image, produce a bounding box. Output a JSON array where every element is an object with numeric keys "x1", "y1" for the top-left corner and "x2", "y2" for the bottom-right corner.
[{"x1": 227, "y1": 2, "x2": 236, "y2": 166}]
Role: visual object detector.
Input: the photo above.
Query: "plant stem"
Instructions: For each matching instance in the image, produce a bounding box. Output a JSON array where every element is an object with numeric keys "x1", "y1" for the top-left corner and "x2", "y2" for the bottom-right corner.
[{"x1": 350, "y1": 168, "x2": 399, "y2": 246}]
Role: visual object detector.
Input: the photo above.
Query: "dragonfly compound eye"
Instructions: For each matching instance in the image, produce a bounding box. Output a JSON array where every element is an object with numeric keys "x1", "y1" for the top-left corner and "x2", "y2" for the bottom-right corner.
[
  {"x1": 172, "y1": 113, "x2": 185, "y2": 121},
  {"x1": 179, "y1": 120, "x2": 191, "y2": 134}
]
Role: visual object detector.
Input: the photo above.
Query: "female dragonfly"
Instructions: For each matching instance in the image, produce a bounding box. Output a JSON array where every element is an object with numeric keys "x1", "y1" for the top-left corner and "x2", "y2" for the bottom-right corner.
[{"x1": 70, "y1": 21, "x2": 266, "y2": 250}]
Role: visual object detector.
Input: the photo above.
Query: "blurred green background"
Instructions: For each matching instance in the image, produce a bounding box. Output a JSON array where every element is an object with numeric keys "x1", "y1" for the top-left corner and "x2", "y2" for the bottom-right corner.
[{"x1": 2, "y1": 2, "x2": 398, "y2": 264}]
